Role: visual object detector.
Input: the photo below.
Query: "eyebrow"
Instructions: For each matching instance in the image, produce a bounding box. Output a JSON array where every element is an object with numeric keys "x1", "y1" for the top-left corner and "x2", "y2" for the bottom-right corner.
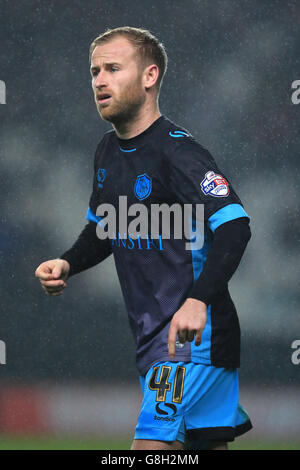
[{"x1": 90, "y1": 62, "x2": 122, "y2": 72}]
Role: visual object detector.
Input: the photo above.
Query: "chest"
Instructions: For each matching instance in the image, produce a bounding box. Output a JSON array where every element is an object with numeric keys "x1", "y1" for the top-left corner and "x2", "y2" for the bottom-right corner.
[{"x1": 94, "y1": 144, "x2": 173, "y2": 209}]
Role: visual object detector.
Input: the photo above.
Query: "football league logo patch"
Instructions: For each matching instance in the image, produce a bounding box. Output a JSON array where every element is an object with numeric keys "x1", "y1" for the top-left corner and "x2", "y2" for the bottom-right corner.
[
  {"x1": 200, "y1": 171, "x2": 230, "y2": 197},
  {"x1": 134, "y1": 173, "x2": 152, "y2": 201}
]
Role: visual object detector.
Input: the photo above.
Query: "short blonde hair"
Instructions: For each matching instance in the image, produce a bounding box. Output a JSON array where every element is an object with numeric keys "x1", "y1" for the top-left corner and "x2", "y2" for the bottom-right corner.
[{"x1": 89, "y1": 26, "x2": 168, "y2": 93}]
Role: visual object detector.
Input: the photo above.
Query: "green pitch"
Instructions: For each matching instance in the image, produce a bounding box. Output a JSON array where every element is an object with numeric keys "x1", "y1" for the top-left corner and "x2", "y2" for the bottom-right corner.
[
  {"x1": 0, "y1": 436, "x2": 130, "y2": 450},
  {"x1": 0, "y1": 436, "x2": 299, "y2": 450}
]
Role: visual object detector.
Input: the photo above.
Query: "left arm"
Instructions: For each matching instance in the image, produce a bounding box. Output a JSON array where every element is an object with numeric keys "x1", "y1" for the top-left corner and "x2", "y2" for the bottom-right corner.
[{"x1": 168, "y1": 217, "x2": 251, "y2": 358}]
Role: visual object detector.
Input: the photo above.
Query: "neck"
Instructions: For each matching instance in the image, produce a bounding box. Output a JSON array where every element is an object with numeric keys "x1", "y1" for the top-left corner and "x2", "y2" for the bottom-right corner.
[{"x1": 113, "y1": 102, "x2": 161, "y2": 140}]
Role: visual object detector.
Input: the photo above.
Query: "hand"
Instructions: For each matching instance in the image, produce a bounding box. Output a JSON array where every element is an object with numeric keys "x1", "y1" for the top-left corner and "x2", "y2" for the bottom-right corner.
[
  {"x1": 168, "y1": 298, "x2": 207, "y2": 359},
  {"x1": 35, "y1": 259, "x2": 70, "y2": 296}
]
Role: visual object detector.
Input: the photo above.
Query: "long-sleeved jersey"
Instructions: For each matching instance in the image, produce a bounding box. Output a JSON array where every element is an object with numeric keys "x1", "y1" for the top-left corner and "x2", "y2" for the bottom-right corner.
[{"x1": 61, "y1": 115, "x2": 251, "y2": 375}]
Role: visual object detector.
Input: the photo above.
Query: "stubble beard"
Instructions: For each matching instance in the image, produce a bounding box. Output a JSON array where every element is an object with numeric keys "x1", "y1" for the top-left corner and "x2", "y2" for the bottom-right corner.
[{"x1": 97, "y1": 80, "x2": 146, "y2": 127}]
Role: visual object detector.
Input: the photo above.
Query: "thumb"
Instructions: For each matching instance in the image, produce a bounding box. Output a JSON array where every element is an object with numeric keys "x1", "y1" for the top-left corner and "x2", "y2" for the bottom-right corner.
[{"x1": 52, "y1": 264, "x2": 62, "y2": 279}]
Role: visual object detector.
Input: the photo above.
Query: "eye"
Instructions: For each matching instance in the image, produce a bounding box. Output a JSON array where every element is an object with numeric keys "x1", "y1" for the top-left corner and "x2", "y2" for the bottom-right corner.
[
  {"x1": 91, "y1": 69, "x2": 99, "y2": 77},
  {"x1": 111, "y1": 66, "x2": 119, "y2": 72}
]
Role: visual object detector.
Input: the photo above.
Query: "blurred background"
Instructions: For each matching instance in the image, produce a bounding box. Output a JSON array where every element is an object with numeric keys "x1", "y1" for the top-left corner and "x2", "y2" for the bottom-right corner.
[{"x1": 0, "y1": 0, "x2": 299, "y2": 450}]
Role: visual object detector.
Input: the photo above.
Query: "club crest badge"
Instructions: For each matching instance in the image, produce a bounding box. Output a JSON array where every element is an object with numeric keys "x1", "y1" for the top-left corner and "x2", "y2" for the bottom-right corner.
[
  {"x1": 134, "y1": 173, "x2": 152, "y2": 201},
  {"x1": 200, "y1": 171, "x2": 230, "y2": 197},
  {"x1": 97, "y1": 168, "x2": 106, "y2": 188}
]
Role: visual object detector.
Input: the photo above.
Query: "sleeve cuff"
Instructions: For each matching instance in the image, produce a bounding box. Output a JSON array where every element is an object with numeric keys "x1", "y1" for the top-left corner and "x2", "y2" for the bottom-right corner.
[{"x1": 208, "y1": 204, "x2": 249, "y2": 233}]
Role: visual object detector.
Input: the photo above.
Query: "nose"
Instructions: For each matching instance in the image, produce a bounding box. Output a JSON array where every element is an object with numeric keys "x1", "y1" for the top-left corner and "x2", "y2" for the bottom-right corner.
[{"x1": 93, "y1": 69, "x2": 108, "y2": 89}]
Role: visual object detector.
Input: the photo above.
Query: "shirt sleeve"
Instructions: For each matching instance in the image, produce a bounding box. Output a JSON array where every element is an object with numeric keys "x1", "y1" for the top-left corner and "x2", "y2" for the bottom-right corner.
[
  {"x1": 60, "y1": 221, "x2": 112, "y2": 277},
  {"x1": 60, "y1": 139, "x2": 112, "y2": 276},
  {"x1": 168, "y1": 140, "x2": 249, "y2": 227},
  {"x1": 187, "y1": 217, "x2": 251, "y2": 305},
  {"x1": 167, "y1": 140, "x2": 251, "y2": 305}
]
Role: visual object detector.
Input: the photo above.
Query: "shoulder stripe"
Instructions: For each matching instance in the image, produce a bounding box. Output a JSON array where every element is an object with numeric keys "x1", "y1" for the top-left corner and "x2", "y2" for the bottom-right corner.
[{"x1": 169, "y1": 130, "x2": 190, "y2": 138}]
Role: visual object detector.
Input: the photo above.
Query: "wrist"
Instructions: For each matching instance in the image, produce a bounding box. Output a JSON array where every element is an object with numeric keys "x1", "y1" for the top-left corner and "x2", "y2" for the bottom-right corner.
[
  {"x1": 58, "y1": 258, "x2": 71, "y2": 277},
  {"x1": 186, "y1": 297, "x2": 208, "y2": 308}
]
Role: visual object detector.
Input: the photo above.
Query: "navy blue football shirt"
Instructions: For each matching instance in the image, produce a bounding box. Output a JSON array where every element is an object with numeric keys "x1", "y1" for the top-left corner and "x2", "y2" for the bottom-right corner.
[{"x1": 61, "y1": 115, "x2": 250, "y2": 375}]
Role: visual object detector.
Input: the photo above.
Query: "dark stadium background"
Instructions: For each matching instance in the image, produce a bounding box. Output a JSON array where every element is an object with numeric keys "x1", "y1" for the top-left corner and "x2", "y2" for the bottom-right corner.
[{"x1": 0, "y1": 0, "x2": 299, "y2": 449}]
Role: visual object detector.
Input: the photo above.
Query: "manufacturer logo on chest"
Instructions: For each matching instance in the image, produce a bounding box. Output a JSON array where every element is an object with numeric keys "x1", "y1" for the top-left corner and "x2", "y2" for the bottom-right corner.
[{"x1": 97, "y1": 168, "x2": 106, "y2": 188}]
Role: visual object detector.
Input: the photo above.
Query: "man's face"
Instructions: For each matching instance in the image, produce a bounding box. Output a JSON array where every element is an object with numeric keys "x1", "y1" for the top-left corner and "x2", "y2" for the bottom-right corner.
[{"x1": 90, "y1": 37, "x2": 146, "y2": 124}]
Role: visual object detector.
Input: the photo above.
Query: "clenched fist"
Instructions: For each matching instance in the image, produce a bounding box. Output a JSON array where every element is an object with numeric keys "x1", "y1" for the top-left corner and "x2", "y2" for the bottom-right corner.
[{"x1": 35, "y1": 259, "x2": 70, "y2": 296}]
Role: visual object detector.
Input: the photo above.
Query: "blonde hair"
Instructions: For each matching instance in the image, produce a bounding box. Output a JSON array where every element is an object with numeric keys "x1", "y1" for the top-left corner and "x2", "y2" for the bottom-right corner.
[{"x1": 89, "y1": 27, "x2": 168, "y2": 93}]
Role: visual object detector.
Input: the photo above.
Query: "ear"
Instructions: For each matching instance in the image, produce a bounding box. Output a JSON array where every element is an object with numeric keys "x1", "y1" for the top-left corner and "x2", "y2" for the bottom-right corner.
[{"x1": 143, "y1": 64, "x2": 159, "y2": 91}]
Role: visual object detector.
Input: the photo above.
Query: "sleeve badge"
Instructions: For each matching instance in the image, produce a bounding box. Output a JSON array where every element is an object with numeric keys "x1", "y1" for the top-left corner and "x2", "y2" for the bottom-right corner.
[{"x1": 200, "y1": 171, "x2": 230, "y2": 197}]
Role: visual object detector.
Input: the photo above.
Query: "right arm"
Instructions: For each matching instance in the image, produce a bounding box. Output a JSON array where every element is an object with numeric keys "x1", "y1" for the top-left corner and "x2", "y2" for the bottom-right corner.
[
  {"x1": 35, "y1": 137, "x2": 112, "y2": 296},
  {"x1": 59, "y1": 220, "x2": 112, "y2": 277},
  {"x1": 35, "y1": 220, "x2": 112, "y2": 296}
]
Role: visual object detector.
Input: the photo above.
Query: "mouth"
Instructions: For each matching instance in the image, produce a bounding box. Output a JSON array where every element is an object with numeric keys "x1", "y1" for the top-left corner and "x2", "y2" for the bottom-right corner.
[{"x1": 97, "y1": 93, "x2": 112, "y2": 104}]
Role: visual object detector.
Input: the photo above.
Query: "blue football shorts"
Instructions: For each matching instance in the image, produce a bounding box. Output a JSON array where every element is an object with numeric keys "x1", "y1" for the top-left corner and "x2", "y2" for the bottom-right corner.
[{"x1": 134, "y1": 361, "x2": 252, "y2": 446}]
